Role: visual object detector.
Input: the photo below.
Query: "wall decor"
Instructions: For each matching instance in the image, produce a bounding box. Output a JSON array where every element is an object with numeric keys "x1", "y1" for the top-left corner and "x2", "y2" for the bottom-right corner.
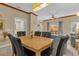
[{"x1": 0, "y1": 20, "x2": 3, "y2": 30}]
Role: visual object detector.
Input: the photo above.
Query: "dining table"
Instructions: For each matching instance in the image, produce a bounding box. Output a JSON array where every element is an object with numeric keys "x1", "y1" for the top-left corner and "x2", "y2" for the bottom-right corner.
[{"x1": 19, "y1": 35, "x2": 53, "y2": 56}]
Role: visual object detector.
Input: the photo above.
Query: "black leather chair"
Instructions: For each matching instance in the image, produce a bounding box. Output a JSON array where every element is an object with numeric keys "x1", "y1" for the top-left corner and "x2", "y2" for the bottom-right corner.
[
  {"x1": 8, "y1": 33, "x2": 35, "y2": 56},
  {"x1": 70, "y1": 33, "x2": 76, "y2": 48},
  {"x1": 17, "y1": 31, "x2": 26, "y2": 37},
  {"x1": 56, "y1": 35, "x2": 69, "y2": 56},
  {"x1": 35, "y1": 31, "x2": 52, "y2": 56},
  {"x1": 7, "y1": 34, "x2": 26, "y2": 56},
  {"x1": 50, "y1": 35, "x2": 61, "y2": 56},
  {"x1": 35, "y1": 31, "x2": 51, "y2": 38},
  {"x1": 50, "y1": 35, "x2": 69, "y2": 56},
  {"x1": 41, "y1": 32, "x2": 52, "y2": 56},
  {"x1": 34, "y1": 31, "x2": 41, "y2": 36},
  {"x1": 42, "y1": 32, "x2": 51, "y2": 38}
]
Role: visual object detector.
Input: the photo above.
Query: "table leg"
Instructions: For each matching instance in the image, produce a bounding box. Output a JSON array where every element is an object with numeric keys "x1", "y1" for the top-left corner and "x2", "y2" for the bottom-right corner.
[
  {"x1": 36, "y1": 51, "x2": 41, "y2": 56},
  {"x1": 77, "y1": 45, "x2": 79, "y2": 54},
  {"x1": 76, "y1": 42, "x2": 79, "y2": 54}
]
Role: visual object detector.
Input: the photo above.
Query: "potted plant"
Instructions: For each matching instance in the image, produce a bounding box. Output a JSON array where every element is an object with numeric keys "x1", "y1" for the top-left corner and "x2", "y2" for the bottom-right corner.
[{"x1": 3, "y1": 32, "x2": 8, "y2": 39}]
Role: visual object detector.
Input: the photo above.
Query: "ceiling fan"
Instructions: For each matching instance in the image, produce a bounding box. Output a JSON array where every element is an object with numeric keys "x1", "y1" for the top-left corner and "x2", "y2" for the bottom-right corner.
[
  {"x1": 43, "y1": 14, "x2": 57, "y2": 22},
  {"x1": 49, "y1": 13, "x2": 57, "y2": 21}
]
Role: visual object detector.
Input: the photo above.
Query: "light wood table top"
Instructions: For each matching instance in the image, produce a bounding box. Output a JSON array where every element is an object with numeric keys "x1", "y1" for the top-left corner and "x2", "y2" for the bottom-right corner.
[{"x1": 19, "y1": 36, "x2": 53, "y2": 56}]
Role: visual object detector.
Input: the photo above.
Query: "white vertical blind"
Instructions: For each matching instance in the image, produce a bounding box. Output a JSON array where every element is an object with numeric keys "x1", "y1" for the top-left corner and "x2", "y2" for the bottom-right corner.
[{"x1": 15, "y1": 18, "x2": 24, "y2": 33}]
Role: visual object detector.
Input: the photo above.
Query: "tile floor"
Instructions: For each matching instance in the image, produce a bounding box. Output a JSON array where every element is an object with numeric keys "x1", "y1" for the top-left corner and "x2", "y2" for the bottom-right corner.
[{"x1": 0, "y1": 38, "x2": 12, "y2": 56}]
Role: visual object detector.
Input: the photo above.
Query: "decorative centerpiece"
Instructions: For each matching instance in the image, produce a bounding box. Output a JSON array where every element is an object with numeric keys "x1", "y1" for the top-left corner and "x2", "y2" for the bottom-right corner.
[
  {"x1": 30, "y1": 30, "x2": 33, "y2": 39},
  {"x1": 0, "y1": 31, "x2": 7, "y2": 41},
  {"x1": 3, "y1": 32, "x2": 8, "y2": 40}
]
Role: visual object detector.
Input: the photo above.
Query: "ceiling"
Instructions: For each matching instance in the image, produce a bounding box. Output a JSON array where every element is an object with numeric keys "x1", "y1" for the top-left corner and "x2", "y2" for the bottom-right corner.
[
  {"x1": 7, "y1": 3, "x2": 32, "y2": 12},
  {"x1": 7, "y1": 3, "x2": 79, "y2": 21}
]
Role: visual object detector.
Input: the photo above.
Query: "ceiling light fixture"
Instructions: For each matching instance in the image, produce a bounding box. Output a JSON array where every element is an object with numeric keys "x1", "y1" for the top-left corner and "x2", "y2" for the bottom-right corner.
[
  {"x1": 76, "y1": 13, "x2": 79, "y2": 16},
  {"x1": 33, "y1": 3, "x2": 48, "y2": 11}
]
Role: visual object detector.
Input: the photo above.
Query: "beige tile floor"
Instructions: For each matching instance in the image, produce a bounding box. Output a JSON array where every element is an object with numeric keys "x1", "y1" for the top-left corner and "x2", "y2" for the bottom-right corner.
[
  {"x1": 0, "y1": 38, "x2": 12, "y2": 56},
  {"x1": 64, "y1": 39, "x2": 78, "y2": 56}
]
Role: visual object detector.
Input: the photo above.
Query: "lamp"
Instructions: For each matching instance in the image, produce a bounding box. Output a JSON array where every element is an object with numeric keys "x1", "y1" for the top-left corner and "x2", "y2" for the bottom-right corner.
[{"x1": 50, "y1": 25, "x2": 58, "y2": 34}]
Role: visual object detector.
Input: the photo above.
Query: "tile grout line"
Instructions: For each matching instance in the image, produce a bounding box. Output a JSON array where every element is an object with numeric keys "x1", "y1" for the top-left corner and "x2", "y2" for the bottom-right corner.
[{"x1": 0, "y1": 43, "x2": 11, "y2": 48}]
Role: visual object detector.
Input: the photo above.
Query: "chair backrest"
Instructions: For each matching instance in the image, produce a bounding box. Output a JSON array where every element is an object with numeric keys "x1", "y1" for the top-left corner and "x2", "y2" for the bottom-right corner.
[
  {"x1": 17, "y1": 31, "x2": 26, "y2": 37},
  {"x1": 34, "y1": 31, "x2": 41, "y2": 36},
  {"x1": 35, "y1": 31, "x2": 51, "y2": 38},
  {"x1": 56, "y1": 35, "x2": 69, "y2": 56},
  {"x1": 70, "y1": 33, "x2": 76, "y2": 47},
  {"x1": 7, "y1": 33, "x2": 25, "y2": 56},
  {"x1": 42, "y1": 32, "x2": 51, "y2": 38},
  {"x1": 7, "y1": 34, "x2": 16, "y2": 55},
  {"x1": 51, "y1": 35, "x2": 61, "y2": 56}
]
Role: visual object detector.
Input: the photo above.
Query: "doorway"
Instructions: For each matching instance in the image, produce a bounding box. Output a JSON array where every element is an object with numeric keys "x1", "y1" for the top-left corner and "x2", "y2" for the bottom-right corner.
[{"x1": 15, "y1": 18, "x2": 25, "y2": 36}]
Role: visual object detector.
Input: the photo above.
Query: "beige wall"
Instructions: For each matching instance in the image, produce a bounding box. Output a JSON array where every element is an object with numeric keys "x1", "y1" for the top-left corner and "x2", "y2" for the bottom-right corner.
[
  {"x1": 42, "y1": 21, "x2": 48, "y2": 31},
  {"x1": 29, "y1": 13, "x2": 37, "y2": 34},
  {"x1": 42, "y1": 20, "x2": 59, "y2": 32},
  {"x1": 60, "y1": 16, "x2": 79, "y2": 34},
  {"x1": 42, "y1": 16, "x2": 79, "y2": 34},
  {"x1": 0, "y1": 4, "x2": 37, "y2": 36}
]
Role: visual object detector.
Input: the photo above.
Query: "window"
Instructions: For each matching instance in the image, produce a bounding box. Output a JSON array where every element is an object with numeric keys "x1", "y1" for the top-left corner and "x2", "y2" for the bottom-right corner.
[
  {"x1": 15, "y1": 18, "x2": 24, "y2": 34},
  {"x1": 71, "y1": 22, "x2": 79, "y2": 33}
]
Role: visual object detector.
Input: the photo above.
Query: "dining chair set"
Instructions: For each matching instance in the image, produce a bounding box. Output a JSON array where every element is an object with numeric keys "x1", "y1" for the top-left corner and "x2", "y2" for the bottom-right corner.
[{"x1": 6, "y1": 31, "x2": 69, "y2": 56}]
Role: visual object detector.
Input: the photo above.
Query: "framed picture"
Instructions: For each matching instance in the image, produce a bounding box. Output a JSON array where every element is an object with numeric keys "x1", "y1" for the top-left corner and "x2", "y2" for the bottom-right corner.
[{"x1": 0, "y1": 21, "x2": 3, "y2": 30}]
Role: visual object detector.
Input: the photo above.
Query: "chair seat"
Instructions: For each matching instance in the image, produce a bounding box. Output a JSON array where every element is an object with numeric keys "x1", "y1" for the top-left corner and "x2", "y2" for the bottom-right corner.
[
  {"x1": 23, "y1": 47, "x2": 35, "y2": 56},
  {"x1": 41, "y1": 47, "x2": 53, "y2": 56}
]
